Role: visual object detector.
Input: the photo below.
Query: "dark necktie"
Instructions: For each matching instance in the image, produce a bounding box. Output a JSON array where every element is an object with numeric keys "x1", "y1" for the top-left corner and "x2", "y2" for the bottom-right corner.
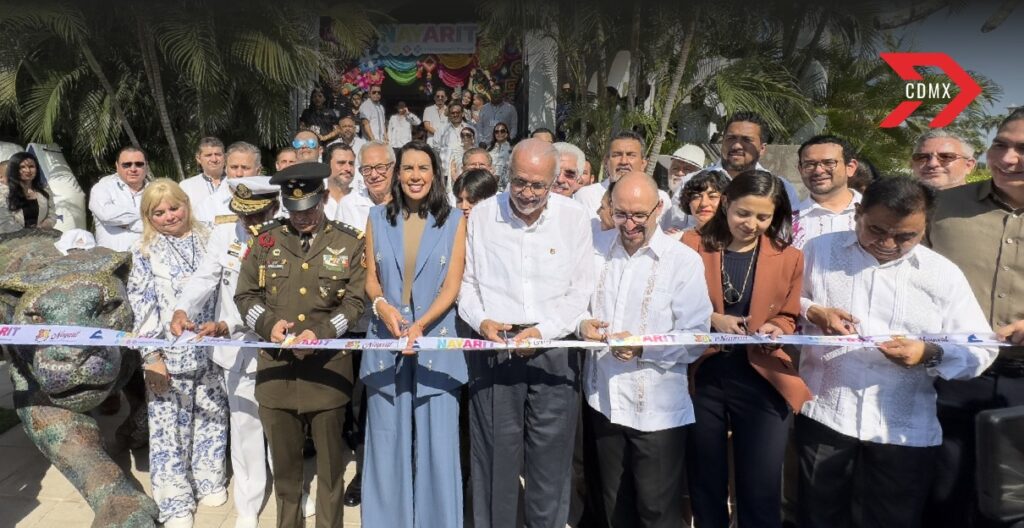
[{"x1": 301, "y1": 234, "x2": 311, "y2": 253}]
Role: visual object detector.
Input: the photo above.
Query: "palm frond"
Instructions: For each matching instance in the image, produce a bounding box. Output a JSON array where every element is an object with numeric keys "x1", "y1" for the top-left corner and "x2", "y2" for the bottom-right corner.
[
  {"x1": 0, "y1": 2, "x2": 88, "y2": 45},
  {"x1": 710, "y1": 60, "x2": 815, "y2": 142},
  {"x1": 228, "y1": 29, "x2": 325, "y2": 86},
  {"x1": 152, "y1": 10, "x2": 226, "y2": 90},
  {"x1": 21, "y1": 64, "x2": 87, "y2": 142}
]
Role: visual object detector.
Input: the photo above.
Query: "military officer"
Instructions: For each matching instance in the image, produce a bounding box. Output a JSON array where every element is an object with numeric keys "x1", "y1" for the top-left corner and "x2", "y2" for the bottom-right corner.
[
  {"x1": 234, "y1": 162, "x2": 366, "y2": 528},
  {"x1": 171, "y1": 176, "x2": 279, "y2": 528}
]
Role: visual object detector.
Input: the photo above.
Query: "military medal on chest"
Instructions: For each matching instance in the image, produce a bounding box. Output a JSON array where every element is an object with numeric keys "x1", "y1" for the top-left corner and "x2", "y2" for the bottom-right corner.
[{"x1": 323, "y1": 246, "x2": 348, "y2": 271}]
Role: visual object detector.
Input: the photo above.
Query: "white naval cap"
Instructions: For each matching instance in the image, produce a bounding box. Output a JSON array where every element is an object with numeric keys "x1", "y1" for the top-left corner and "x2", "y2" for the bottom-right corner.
[{"x1": 54, "y1": 229, "x2": 97, "y2": 255}]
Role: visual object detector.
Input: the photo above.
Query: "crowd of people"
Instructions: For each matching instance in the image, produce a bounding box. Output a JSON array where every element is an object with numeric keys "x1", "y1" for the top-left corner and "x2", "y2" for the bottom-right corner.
[
  {"x1": 295, "y1": 84, "x2": 520, "y2": 190},
  {"x1": 3, "y1": 101, "x2": 1023, "y2": 528}
]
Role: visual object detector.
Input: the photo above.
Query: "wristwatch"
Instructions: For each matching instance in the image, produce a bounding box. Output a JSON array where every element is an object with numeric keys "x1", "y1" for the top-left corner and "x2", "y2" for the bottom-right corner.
[{"x1": 922, "y1": 343, "x2": 944, "y2": 368}]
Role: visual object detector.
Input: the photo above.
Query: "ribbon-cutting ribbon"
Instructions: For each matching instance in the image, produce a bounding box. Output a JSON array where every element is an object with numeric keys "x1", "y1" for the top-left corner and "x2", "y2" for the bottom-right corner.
[{"x1": 0, "y1": 324, "x2": 1012, "y2": 351}]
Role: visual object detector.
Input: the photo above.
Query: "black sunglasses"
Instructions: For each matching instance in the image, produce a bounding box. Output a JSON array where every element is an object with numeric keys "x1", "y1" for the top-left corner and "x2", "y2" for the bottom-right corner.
[{"x1": 120, "y1": 161, "x2": 146, "y2": 168}]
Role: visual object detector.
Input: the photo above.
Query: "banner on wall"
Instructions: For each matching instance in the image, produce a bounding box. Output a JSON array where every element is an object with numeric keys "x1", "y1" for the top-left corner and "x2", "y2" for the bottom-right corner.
[{"x1": 377, "y1": 24, "x2": 479, "y2": 56}]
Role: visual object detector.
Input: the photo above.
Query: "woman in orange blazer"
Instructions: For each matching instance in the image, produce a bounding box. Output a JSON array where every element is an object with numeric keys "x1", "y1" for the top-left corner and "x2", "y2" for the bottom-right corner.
[{"x1": 681, "y1": 170, "x2": 810, "y2": 528}]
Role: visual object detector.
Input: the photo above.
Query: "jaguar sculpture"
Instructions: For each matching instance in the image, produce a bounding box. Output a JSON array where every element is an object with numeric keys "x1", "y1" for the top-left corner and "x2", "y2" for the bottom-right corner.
[{"x1": 0, "y1": 229, "x2": 157, "y2": 527}]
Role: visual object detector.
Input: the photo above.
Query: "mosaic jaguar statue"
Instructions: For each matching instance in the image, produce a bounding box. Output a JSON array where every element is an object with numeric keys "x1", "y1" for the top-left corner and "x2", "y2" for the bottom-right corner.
[{"x1": 0, "y1": 229, "x2": 157, "y2": 527}]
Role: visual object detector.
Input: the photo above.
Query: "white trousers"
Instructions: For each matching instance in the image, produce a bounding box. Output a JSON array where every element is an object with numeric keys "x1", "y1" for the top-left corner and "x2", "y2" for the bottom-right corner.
[{"x1": 224, "y1": 368, "x2": 269, "y2": 519}]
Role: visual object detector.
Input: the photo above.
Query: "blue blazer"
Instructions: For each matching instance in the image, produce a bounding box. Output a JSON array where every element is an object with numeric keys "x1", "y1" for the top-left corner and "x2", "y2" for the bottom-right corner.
[{"x1": 361, "y1": 205, "x2": 467, "y2": 397}]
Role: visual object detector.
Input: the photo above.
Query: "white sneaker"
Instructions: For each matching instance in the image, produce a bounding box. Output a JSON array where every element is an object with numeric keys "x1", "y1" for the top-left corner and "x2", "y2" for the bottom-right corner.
[
  {"x1": 199, "y1": 489, "x2": 228, "y2": 507},
  {"x1": 234, "y1": 516, "x2": 259, "y2": 528},
  {"x1": 163, "y1": 513, "x2": 194, "y2": 528},
  {"x1": 301, "y1": 492, "x2": 315, "y2": 518}
]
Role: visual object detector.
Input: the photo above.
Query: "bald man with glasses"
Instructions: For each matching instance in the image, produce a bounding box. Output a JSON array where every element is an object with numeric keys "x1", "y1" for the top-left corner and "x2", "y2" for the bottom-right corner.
[{"x1": 460, "y1": 138, "x2": 594, "y2": 528}]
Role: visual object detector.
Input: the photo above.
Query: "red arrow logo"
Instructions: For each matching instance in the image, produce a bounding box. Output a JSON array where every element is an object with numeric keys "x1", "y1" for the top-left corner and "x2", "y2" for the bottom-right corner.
[{"x1": 879, "y1": 52, "x2": 982, "y2": 128}]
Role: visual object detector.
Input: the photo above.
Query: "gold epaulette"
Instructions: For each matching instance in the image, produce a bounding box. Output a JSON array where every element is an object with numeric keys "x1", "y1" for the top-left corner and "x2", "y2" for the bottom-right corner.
[
  {"x1": 250, "y1": 218, "x2": 284, "y2": 237},
  {"x1": 330, "y1": 220, "x2": 365, "y2": 239},
  {"x1": 215, "y1": 214, "x2": 238, "y2": 225}
]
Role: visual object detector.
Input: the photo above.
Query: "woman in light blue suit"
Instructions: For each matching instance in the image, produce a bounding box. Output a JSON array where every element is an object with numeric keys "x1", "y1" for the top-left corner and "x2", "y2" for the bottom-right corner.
[{"x1": 361, "y1": 140, "x2": 468, "y2": 527}]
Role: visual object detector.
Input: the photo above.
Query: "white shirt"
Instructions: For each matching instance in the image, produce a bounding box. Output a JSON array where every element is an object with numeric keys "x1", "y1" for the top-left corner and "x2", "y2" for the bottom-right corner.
[
  {"x1": 574, "y1": 179, "x2": 672, "y2": 225},
  {"x1": 583, "y1": 229, "x2": 711, "y2": 432},
  {"x1": 422, "y1": 104, "x2": 448, "y2": 140},
  {"x1": 359, "y1": 100, "x2": 387, "y2": 142},
  {"x1": 459, "y1": 192, "x2": 594, "y2": 339},
  {"x1": 193, "y1": 184, "x2": 234, "y2": 225},
  {"x1": 791, "y1": 189, "x2": 861, "y2": 249},
  {"x1": 799, "y1": 231, "x2": 998, "y2": 447},
  {"x1": 489, "y1": 142, "x2": 513, "y2": 189},
  {"x1": 175, "y1": 221, "x2": 260, "y2": 373},
  {"x1": 388, "y1": 112, "x2": 422, "y2": 149},
  {"x1": 661, "y1": 161, "x2": 802, "y2": 231},
  {"x1": 434, "y1": 121, "x2": 472, "y2": 179},
  {"x1": 180, "y1": 173, "x2": 227, "y2": 217},
  {"x1": 324, "y1": 191, "x2": 374, "y2": 232},
  {"x1": 89, "y1": 174, "x2": 147, "y2": 251}
]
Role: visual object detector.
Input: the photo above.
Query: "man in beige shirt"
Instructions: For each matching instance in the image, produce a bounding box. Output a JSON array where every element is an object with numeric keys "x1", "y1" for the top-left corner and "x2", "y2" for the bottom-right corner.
[{"x1": 924, "y1": 109, "x2": 1024, "y2": 528}]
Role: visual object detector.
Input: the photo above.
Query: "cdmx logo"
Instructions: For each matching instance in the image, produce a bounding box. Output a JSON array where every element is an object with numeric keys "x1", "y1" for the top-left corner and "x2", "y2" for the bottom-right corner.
[{"x1": 880, "y1": 52, "x2": 982, "y2": 128}]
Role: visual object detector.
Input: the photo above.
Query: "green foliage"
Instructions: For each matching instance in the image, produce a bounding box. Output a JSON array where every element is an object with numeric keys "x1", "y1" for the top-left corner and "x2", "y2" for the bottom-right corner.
[
  {"x1": 968, "y1": 166, "x2": 992, "y2": 183},
  {"x1": 479, "y1": 1, "x2": 1004, "y2": 176},
  {"x1": 0, "y1": 0, "x2": 379, "y2": 184}
]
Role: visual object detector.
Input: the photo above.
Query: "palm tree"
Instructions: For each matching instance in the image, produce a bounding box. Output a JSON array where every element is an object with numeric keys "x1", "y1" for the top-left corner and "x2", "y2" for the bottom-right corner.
[
  {"x1": 0, "y1": 0, "x2": 380, "y2": 184},
  {"x1": 0, "y1": 2, "x2": 142, "y2": 152},
  {"x1": 646, "y1": 10, "x2": 698, "y2": 177}
]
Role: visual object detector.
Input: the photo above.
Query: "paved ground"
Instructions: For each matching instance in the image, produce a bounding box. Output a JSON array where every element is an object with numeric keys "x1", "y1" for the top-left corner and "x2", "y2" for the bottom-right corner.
[{"x1": 0, "y1": 361, "x2": 363, "y2": 527}]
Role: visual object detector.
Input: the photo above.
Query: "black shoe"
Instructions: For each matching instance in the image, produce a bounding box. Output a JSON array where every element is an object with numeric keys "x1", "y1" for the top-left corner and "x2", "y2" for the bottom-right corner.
[
  {"x1": 343, "y1": 473, "x2": 362, "y2": 507},
  {"x1": 342, "y1": 428, "x2": 357, "y2": 452},
  {"x1": 302, "y1": 437, "x2": 316, "y2": 459}
]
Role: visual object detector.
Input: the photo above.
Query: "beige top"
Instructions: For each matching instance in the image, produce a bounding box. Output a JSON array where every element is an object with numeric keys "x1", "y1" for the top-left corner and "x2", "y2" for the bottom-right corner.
[
  {"x1": 401, "y1": 213, "x2": 427, "y2": 305},
  {"x1": 927, "y1": 180, "x2": 1024, "y2": 360},
  {"x1": 0, "y1": 184, "x2": 57, "y2": 234}
]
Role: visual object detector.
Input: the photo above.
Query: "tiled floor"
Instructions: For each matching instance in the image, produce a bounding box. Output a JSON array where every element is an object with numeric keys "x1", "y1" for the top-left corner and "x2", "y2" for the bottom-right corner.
[{"x1": 0, "y1": 361, "x2": 363, "y2": 527}]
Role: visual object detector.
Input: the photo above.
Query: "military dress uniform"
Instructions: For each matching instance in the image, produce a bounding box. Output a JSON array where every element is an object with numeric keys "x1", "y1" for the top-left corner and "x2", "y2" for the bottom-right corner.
[
  {"x1": 175, "y1": 176, "x2": 280, "y2": 528},
  {"x1": 234, "y1": 163, "x2": 366, "y2": 528}
]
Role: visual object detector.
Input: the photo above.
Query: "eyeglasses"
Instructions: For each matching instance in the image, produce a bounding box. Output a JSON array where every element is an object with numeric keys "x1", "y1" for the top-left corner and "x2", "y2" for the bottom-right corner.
[
  {"x1": 359, "y1": 162, "x2": 394, "y2": 176},
  {"x1": 509, "y1": 177, "x2": 550, "y2": 193},
  {"x1": 293, "y1": 138, "x2": 318, "y2": 149},
  {"x1": 461, "y1": 133, "x2": 475, "y2": 139},
  {"x1": 495, "y1": 128, "x2": 508, "y2": 134},
  {"x1": 120, "y1": 161, "x2": 146, "y2": 169},
  {"x1": 799, "y1": 159, "x2": 840, "y2": 172},
  {"x1": 370, "y1": 90, "x2": 381, "y2": 95},
  {"x1": 612, "y1": 203, "x2": 660, "y2": 224},
  {"x1": 911, "y1": 152, "x2": 970, "y2": 165}
]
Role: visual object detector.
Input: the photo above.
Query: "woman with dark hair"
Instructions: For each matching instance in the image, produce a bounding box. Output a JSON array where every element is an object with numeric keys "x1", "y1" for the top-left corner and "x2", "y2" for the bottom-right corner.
[
  {"x1": 460, "y1": 90, "x2": 476, "y2": 127},
  {"x1": 360, "y1": 140, "x2": 468, "y2": 527},
  {"x1": 298, "y1": 86, "x2": 341, "y2": 141},
  {"x1": 452, "y1": 168, "x2": 498, "y2": 220},
  {"x1": 679, "y1": 169, "x2": 731, "y2": 235},
  {"x1": 681, "y1": 169, "x2": 810, "y2": 528},
  {"x1": 487, "y1": 121, "x2": 513, "y2": 189},
  {"x1": 0, "y1": 152, "x2": 56, "y2": 233}
]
